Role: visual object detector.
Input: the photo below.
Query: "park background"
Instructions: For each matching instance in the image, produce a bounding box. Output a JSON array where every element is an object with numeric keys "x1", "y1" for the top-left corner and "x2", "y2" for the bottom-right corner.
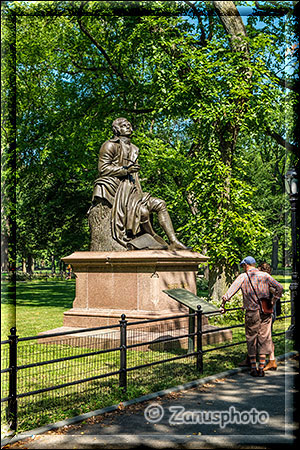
[
  {"x1": 1, "y1": 1, "x2": 298, "y2": 293},
  {"x1": 1, "y1": 0, "x2": 299, "y2": 433}
]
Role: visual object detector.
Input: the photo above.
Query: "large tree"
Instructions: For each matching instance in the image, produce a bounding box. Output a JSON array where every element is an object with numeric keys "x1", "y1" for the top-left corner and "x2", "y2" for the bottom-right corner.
[{"x1": 1, "y1": 1, "x2": 298, "y2": 300}]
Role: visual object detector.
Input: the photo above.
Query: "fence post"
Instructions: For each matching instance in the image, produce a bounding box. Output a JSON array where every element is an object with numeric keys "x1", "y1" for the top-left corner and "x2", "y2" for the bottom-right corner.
[
  {"x1": 7, "y1": 327, "x2": 18, "y2": 431},
  {"x1": 188, "y1": 307, "x2": 195, "y2": 353},
  {"x1": 196, "y1": 305, "x2": 203, "y2": 373},
  {"x1": 119, "y1": 314, "x2": 127, "y2": 393}
]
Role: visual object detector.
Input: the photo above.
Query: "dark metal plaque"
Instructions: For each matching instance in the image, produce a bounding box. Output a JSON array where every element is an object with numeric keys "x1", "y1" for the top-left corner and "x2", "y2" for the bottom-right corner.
[{"x1": 163, "y1": 288, "x2": 220, "y2": 315}]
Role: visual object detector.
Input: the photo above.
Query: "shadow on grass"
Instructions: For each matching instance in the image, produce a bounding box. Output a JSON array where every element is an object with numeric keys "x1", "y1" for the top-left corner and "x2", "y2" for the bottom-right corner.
[{"x1": 1, "y1": 281, "x2": 75, "y2": 309}]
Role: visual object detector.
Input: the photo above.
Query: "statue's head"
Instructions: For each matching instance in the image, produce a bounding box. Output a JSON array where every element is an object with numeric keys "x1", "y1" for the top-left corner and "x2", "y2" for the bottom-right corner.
[{"x1": 112, "y1": 118, "x2": 133, "y2": 137}]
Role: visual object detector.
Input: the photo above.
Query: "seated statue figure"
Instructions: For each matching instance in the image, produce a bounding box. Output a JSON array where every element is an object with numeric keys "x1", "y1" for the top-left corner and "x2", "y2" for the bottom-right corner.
[{"x1": 88, "y1": 118, "x2": 189, "y2": 251}]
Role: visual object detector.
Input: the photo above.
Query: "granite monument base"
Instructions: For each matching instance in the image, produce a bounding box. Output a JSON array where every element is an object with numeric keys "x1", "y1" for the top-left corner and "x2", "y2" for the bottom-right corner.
[
  {"x1": 55, "y1": 250, "x2": 230, "y2": 344},
  {"x1": 62, "y1": 250, "x2": 208, "y2": 328},
  {"x1": 39, "y1": 250, "x2": 232, "y2": 346}
]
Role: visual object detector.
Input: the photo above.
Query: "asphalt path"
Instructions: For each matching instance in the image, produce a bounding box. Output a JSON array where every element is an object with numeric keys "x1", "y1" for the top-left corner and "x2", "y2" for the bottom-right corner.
[{"x1": 2, "y1": 356, "x2": 299, "y2": 449}]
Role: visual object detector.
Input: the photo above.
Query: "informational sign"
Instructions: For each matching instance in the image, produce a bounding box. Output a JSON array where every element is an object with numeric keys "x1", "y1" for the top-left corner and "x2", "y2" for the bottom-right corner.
[{"x1": 163, "y1": 288, "x2": 221, "y2": 316}]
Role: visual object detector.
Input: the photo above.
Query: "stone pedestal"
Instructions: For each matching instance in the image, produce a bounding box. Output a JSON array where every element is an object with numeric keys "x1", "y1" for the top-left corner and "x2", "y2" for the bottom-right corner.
[
  {"x1": 62, "y1": 250, "x2": 208, "y2": 328},
  {"x1": 37, "y1": 250, "x2": 232, "y2": 348}
]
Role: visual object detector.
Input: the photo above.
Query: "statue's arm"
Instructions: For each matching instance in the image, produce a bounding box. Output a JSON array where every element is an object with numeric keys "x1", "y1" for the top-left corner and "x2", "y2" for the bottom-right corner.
[{"x1": 98, "y1": 142, "x2": 128, "y2": 178}]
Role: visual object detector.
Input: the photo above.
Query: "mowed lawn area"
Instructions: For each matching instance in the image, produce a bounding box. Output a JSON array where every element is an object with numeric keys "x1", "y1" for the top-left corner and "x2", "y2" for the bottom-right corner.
[{"x1": 1, "y1": 279, "x2": 75, "y2": 340}]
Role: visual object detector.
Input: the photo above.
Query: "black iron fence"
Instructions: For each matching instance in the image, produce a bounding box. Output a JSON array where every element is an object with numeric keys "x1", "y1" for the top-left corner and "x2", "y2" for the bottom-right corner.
[
  {"x1": 1, "y1": 302, "x2": 291, "y2": 433},
  {"x1": 2, "y1": 270, "x2": 75, "y2": 282}
]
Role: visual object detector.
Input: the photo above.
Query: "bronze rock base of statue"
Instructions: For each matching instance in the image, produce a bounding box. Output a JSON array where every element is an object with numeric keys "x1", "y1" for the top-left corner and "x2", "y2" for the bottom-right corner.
[
  {"x1": 88, "y1": 199, "x2": 124, "y2": 252},
  {"x1": 88, "y1": 198, "x2": 170, "y2": 251}
]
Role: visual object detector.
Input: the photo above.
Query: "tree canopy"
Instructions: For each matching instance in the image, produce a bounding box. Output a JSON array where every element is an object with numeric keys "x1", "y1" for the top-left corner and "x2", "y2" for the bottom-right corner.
[{"x1": 1, "y1": 1, "x2": 298, "y2": 297}]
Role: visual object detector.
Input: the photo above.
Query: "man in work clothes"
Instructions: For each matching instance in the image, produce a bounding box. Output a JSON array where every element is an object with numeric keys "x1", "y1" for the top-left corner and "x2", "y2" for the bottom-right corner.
[{"x1": 220, "y1": 256, "x2": 283, "y2": 377}]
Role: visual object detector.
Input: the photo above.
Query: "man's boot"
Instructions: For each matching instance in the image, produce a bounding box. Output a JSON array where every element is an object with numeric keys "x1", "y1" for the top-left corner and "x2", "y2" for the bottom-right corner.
[{"x1": 263, "y1": 360, "x2": 277, "y2": 371}]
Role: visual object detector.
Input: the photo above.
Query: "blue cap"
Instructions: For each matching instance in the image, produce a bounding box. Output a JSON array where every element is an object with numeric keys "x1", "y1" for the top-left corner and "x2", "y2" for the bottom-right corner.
[{"x1": 240, "y1": 256, "x2": 256, "y2": 265}]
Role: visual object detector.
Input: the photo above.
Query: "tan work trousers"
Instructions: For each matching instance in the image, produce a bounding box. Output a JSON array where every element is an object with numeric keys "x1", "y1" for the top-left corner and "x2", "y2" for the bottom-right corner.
[{"x1": 245, "y1": 309, "x2": 272, "y2": 356}]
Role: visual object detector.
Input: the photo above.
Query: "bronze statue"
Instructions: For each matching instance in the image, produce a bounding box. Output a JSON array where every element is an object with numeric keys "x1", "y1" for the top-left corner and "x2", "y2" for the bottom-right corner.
[{"x1": 88, "y1": 118, "x2": 188, "y2": 251}]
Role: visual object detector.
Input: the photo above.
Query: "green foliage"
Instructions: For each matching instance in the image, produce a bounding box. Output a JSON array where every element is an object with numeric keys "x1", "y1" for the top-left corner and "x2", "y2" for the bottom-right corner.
[
  {"x1": 1, "y1": 1, "x2": 298, "y2": 281},
  {"x1": 235, "y1": 135, "x2": 292, "y2": 265},
  {"x1": 196, "y1": 276, "x2": 209, "y2": 296}
]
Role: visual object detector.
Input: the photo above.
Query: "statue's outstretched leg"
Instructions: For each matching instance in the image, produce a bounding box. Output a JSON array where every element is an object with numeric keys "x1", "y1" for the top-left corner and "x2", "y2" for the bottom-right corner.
[
  {"x1": 141, "y1": 198, "x2": 190, "y2": 250},
  {"x1": 139, "y1": 207, "x2": 168, "y2": 247},
  {"x1": 157, "y1": 209, "x2": 189, "y2": 250}
]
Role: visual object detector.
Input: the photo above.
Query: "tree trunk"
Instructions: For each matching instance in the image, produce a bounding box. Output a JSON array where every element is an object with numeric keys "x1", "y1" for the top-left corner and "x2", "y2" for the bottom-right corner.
[
  {"x1": 208, "y1": 265, "x2": 228, "y2": 303},
  {"x1": 271, "y1": 235, "x2": 279, "y2": 270},
  {"x1": 1, "y1": 231, "x2": 9, "y2": 273},
  {"x1": 27, "y1": 254, "x2": 34, "y2": 275},
  {"x1": 31, "y1": 257, "x2": 35, "y2": 274},
  {"x1": 207, "y1": 2, "x2": 251, "y2": 303},
  {"x1": 51, "y1": 255, "x2": 56, "y2": 275},
  {"x1": 22, "y1": 258, "x2": 27, "y2": 273},
  {"x1": 204, "y1": 264, "x2": 209, "y2": 281},
  {"x1": 212, "y1": 1, "x2": 249, "y2": 54},
  {"x1": 282, "y1": 241, "x2": 290, "y2": 267}
]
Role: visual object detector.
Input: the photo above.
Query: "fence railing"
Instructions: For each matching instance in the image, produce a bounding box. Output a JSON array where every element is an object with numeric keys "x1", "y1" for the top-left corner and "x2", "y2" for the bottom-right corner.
[
  {"x1": 271, "y1": 269, "x2": 292, "y2": 276},
  {"x1": 2, "y1": 270, "x2": 75, "y2": 282},
  {"x1": 1, "y1": 302, "x2": 291, "y2": 433}
]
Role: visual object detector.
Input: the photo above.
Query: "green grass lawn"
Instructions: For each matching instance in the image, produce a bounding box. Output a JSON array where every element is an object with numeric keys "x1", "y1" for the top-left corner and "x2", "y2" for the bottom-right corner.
[
  {"x1": 1, "y1": 280, "x2": 75, "y2": 340},
  {"x1": 1, "y1": 274, "x2": 295, "y2": 433}
]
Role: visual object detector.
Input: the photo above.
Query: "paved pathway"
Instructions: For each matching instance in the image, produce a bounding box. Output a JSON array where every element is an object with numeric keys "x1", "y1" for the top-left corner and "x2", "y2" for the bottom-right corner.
[{"x1": 2, "y1": 357, "x2": 298, "y2": 449}]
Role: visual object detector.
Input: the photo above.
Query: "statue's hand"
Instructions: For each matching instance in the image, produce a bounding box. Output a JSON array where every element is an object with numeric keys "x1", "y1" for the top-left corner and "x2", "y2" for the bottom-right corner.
[{"x1": 127, "y1": 164, "x2": 140, "y2": 173}]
